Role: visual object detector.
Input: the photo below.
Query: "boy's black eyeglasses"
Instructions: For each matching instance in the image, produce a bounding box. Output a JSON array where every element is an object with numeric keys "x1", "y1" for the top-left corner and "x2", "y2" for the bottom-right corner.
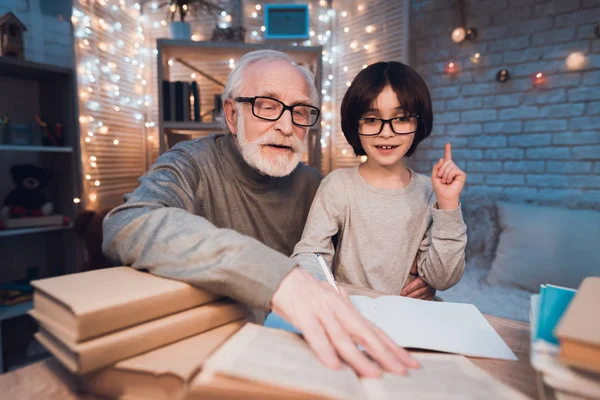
[
  {"x1": 235, "y1": 96, "x2": 320, "y2": 127},
  {"x1": 358, "y1": 116, "x2": 420, "y2": 136}
]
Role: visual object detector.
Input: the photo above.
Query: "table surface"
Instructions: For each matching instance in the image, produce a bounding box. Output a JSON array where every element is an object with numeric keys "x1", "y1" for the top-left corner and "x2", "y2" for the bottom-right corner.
[{"x1": 0, "y1": 285, "x2": 538, "y2": 400}]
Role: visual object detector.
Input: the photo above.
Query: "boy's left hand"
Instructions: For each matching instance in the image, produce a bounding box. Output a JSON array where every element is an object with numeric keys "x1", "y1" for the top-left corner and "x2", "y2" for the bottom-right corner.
[{"x1": 431, "y1": 143, "x2": 466, "y2": 210}]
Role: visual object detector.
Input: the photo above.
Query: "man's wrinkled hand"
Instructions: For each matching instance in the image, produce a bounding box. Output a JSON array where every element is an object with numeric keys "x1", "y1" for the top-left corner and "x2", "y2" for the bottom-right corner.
[{"x1": 271, "y1": 267, "x2": 420, "y2": 377}]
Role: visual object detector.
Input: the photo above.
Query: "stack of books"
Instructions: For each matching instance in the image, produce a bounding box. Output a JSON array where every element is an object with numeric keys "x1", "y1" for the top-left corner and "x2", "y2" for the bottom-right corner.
[
  {"x1": 162, "y1": 80, "x2": 201, "y2": 122},
  {"x1": 28, "y1": 267, "x2": 247, "y2": 399},
  {"x1": 530, "y1": 277, "x2": 600, "y2": 399}
]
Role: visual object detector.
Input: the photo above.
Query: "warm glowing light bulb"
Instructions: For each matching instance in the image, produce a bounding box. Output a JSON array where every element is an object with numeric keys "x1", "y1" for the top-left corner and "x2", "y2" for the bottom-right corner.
[
  {"x1": 566, "y1": 52, "x2": 586, "y2": 70},
  {"x1": 89, "y1": 193, "x2": 97, "y2": 201},
  {"x1": 113, "y1": 139, "x2": 119, "y2": 145},
  {"x1": 451, "y1": 27, "x2": 466, "y2": 43},
  {"x1": 73, "y1": 198, "x2": 81, "y2": 204}
]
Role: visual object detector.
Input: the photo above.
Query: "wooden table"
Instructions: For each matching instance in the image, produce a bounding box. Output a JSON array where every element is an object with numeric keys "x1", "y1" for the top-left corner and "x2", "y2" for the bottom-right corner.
[{"x1": 0, "y1": 287, "x2": 538, "y2": 400}]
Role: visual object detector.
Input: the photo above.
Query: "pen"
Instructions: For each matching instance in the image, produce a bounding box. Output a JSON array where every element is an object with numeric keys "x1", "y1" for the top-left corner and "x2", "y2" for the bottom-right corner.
[{"x1": 315, "y1": 253, "x2": 340, "y2": 294}]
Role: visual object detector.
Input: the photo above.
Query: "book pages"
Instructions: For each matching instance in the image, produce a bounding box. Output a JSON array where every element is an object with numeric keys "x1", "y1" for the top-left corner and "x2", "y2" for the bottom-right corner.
[
  {"x1": 202, "y1": 323, "x2": 366, "y2": 400},
  {"x1": 361, "y1": 354, "x2": 530, "y2": 400}
]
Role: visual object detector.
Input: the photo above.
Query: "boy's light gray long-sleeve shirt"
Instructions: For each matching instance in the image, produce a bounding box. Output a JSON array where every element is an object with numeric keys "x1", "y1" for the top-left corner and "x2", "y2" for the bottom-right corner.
[
  {"x1": 292, "y1": 166, "x2": 467, "y2": 294},
  {"x1": 102, "y1": 134, "x2": 321, "y2": 321}
]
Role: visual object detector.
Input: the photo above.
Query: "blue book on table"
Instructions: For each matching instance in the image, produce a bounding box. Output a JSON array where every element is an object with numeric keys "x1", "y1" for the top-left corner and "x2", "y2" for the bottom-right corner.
[{"x1": 535, "y1": 284, "x2": 577, "y2": 345}]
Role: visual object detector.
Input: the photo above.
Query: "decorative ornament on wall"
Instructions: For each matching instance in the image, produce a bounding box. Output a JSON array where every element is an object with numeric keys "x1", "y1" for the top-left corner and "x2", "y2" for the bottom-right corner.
[
  {"x1": 566, "y1": 52, "x2": 587, "y2": 70},
  {"x1": 496, "y1": 69, "x2": 510, "y2": 83},
  {"x1": 445, "y1": 61, "x2": 458, "y2": 75},
  {"x1": 451, "y1": 0, "x2": 476, "y2": 44},
  {"x1": 465, "y1": 27, "x2": 477, "y2": 41},
  {"x1": 469, "y1": 52, "x2": 481, "y2": 64},
  {"x1": 451, "y1": 27, "x2": 466, "y2": 43},
  {"x1": 532, "y1": 72, "x2": 546, "y2": 86}
]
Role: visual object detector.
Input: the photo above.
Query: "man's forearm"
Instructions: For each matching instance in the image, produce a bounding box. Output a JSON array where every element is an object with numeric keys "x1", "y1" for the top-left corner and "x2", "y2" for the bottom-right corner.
[{"x1": 103, "y1": 205, "x2": 297, "y2": 310}]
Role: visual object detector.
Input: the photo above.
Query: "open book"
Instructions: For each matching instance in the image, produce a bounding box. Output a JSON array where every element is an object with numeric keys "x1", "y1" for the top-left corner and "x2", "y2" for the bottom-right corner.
[
  {"x1": 190, "y1": 323, "x2": 528, "y2": 400},
  {"x1": 265, "y1": 294, "x2": 516, "y2": 360}
]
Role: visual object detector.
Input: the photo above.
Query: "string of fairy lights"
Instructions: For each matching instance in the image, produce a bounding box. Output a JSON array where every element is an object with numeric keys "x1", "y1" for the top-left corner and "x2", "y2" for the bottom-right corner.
[
  {"x1": 72, "y1": 0, "x2": 154, "y2": 205},
  {"x1": 71, "y1": 0, "x2": 383, "y2": 204}
]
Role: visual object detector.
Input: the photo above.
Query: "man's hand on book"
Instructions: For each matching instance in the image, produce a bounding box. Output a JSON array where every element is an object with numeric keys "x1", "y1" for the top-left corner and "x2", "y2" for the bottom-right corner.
[{"x1": 271, "y1": 267, "x2": 420, "y2": 377}]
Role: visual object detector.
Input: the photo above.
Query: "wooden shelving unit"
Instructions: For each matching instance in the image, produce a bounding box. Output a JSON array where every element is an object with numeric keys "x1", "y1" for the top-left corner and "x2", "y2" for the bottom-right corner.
[
  {"x1": 0, "y1": 55, "x2": 82, "y2": 372},
  {"x1": 156, "y1": 39, "x2": 324, "y2": 169}
]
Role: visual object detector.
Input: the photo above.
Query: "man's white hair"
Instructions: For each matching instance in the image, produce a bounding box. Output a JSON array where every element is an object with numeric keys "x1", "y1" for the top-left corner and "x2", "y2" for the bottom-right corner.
[{"x1": 217, "y1": 49, "x2": 320, "y2": 129}]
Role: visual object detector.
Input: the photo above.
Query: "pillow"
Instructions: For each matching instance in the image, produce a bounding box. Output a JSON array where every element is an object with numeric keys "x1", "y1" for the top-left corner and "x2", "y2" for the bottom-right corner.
[
  {"x1": 487, "y1": 201, "x2": 600, "y2": 292},
  {"x1": 461, "y1": 195, "x2": 501, "y2": 269}
]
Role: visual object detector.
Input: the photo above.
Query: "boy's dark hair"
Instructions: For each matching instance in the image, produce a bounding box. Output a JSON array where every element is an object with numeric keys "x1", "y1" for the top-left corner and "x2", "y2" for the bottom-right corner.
[{"x1": 340, "y1": 61, "x2": 433, "y2": 157}]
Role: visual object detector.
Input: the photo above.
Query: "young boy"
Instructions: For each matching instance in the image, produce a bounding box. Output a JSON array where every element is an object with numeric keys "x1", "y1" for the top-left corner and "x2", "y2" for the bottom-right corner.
[{"x1": 292, "y1": 61, "x2": 467, "y2": 296}]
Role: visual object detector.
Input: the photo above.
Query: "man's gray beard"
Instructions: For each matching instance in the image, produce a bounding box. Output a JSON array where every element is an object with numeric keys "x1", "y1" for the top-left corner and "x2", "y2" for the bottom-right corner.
[{"x1": 236, "y1": 115, "x2": 305, "y2": 177}]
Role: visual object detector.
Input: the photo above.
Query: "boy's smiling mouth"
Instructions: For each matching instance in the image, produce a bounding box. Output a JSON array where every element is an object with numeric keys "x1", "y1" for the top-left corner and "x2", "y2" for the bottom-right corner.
[{"x1": 374, "y1": 145, "x2": 399, "y2": 150}]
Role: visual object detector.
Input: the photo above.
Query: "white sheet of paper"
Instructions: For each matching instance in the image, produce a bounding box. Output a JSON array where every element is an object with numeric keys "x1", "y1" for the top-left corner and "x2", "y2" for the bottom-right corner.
[{"x1": 351, "y1": 295, "x2": 517, "y2": 361}]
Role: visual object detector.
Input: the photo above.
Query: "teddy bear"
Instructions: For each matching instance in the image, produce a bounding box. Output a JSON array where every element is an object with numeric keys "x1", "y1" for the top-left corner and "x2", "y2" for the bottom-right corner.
[{"x1": 1, "y1": 164, "x2": 54, "y2": 219}]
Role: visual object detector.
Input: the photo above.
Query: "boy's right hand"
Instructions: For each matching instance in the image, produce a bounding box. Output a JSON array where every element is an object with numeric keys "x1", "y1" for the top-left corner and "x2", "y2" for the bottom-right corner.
[{"x1": 271, "y1": 267, "x2": 420, "y2": 377}]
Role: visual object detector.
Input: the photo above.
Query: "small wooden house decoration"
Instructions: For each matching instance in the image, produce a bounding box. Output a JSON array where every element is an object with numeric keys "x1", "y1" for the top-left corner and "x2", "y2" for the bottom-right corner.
[{"x1": 0, "y1": 12, "x2": 27, "y2": 59}]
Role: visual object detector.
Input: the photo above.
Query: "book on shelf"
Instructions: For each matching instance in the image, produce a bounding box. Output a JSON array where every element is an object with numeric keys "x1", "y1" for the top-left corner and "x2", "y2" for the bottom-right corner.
[
  {"x1": 0, "y1": 282, "x2": 33, "y2": 306},
  {"x1": 162, "y1": 80, "x2": 202, "y2": 123},
  {"x1": 0, "y1": 214, "x2": 67, "y2": 230},
  {"x1": 191, "y1": 81, "x2": 201, "y2": 121},
  {"x1": 162, "y1": 80, "x2": 171, "y2": 121},
  {"x1": 30, "y1": 267, "x2": 219, "y2": 343}
]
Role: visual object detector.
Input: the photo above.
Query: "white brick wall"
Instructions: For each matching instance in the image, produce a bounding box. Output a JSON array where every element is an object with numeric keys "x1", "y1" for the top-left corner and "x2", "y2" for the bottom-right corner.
[
  {"x1": 0, "y1": 0, "x2": 73, "y2": 68},
  {"x1": 409, "y1": 0, "x2": 600, "y2": 204}
]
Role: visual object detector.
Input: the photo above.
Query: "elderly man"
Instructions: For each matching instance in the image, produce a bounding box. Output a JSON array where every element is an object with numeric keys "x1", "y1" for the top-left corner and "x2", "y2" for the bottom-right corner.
[{"x1": 103, "y1": 50, "x2": 419, "y2": 377}]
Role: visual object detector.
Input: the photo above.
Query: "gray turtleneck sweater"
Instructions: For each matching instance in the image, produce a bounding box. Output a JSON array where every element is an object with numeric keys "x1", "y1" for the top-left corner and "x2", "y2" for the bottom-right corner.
[{"x1": 102, "y1": 133, "x2": 321, "y2": 320}]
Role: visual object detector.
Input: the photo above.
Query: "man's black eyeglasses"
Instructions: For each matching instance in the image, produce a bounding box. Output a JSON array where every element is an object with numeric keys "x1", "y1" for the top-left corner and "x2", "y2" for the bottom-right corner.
[
  {"x1": 235, "y1": 96, "x2": 320, "y2": 127},
  {"x1": 358, "y1": 116, "x2": 420, "y2": 136}
]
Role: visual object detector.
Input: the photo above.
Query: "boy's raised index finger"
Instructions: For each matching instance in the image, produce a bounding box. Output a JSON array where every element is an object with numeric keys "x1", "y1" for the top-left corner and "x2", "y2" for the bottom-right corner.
[{"x1": 444, "y1": 143, "x2": 452, "y2": 160}]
